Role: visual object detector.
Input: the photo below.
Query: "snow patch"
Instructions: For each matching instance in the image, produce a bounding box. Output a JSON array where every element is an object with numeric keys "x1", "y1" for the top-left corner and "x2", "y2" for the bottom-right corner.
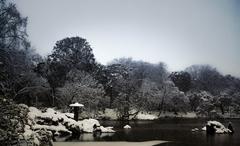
[
  {"x1": 136, "y1": 113, "x2": 158, "y2": 120},
  {"x1": 124, "y1": 125, "x2": 131, "y2": 129}
]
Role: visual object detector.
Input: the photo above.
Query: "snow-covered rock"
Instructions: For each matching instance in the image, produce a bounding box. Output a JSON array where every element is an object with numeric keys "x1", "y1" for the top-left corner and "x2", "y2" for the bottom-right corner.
[
  {"x1": 28, "y1": 107, "x2": 115, "y2": 136},
  {"x1": 28, "y1": 107, "x2": 42, "y2": 120},
  {"x1": 202, "y1": 121, "x2": 232, "y2": 134},
  {"x1": 78, "y1": 118, "x2": 100, "y2": 133},
  {"x1": 29, "y1": 107, "x2": 81, "y2": 131},
  {"x1": 202, "y1": 126, "x2": 206, "y2": 131},
  {"x1": 22, "y1": 124, "x2": 53, "y2": 146},
  {"x1": 78, "y1": 119, "x2": 115, "y2": 133},
  {"x1": 124, "y1": 125, "x2": 131, "y2": 129},
  {"x1": 100, "y1": 126, "x2": 115, "y2": 133},
  {"x1": 191, "y1": 128, "x2": 199, "y2": 132},
  {"x1": 23, "y1": 125, "x2": 34, "y2": 139},
  {"x1": 33, "y1": 123, "x2": 72, "y2": 135}
]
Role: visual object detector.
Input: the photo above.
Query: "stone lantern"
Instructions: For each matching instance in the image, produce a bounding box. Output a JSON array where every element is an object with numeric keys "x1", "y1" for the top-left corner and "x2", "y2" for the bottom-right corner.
[{"x1": 69, "y1": 102, "x2": 84, "y2": 121}]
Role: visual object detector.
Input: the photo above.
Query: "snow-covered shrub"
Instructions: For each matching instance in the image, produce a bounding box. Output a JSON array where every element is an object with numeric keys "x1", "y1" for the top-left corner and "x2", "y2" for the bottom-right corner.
[
  {"x1": 0, "y1": 97, "x2": 28, "y2": 145},
  {"x1": 0, "y1": 97, "x2": 53, "y2": 146}
]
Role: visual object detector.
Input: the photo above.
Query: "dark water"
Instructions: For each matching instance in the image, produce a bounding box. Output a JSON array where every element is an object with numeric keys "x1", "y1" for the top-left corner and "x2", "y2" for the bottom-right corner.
[{"x1": 62, "y1": 119, "x2": 240, "y2": 146}]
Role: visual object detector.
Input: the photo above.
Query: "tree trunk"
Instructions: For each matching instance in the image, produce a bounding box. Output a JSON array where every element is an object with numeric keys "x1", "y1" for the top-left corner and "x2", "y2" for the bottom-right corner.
[
  {"x1": 51, "y1": 87, "x2": 56, "y2": 106},
  {"x1": 123, "y1": 95, "x2": 130, "y2": 120},
  {"x1": 220, "y1": 104, "x2": 224, "y2": 115},
  {"x1": 109, "y1": 88, "x2": 114, "y2": 108},
  {"x1": 158, "y1": 87, "x2": 166, "y2": 117}
]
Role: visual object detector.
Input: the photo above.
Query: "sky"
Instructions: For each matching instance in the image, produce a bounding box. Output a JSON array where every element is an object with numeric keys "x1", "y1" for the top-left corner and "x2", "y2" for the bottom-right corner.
[{"x1": 15, "y1": 0, "x2": 240, "y2": 77}]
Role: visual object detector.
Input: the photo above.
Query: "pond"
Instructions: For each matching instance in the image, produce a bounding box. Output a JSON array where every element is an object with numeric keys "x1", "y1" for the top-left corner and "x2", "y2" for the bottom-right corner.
[{"x1": 57, "y1": 119, "x2": 240, "y2": 146}]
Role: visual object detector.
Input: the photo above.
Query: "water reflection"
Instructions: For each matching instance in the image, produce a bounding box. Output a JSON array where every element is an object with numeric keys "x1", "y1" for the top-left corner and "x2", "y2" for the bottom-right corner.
[
  {"x1": 123, "y1": 128, "x2": 131, "y2": 134},
  {"x1": 79, "y1": 133, "x2": 114, "y2": 141},
  {"x1": 206, "y1": 134, "x2": 234, "y2": 146}
]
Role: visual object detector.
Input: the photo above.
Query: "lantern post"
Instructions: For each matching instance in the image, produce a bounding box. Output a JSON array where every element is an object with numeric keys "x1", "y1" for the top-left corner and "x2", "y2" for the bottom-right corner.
[{"x1": 69, "y1": 102, "x2": 84, "y2": 121}]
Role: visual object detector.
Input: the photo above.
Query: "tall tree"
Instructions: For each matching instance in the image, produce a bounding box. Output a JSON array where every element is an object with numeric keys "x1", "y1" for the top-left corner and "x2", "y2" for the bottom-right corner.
[
  {"x1": 0, "y1": 0, "x2": 27, "y2": 49},
  {"x1": 0, "y1": 0, "x2": 41, "y2": 98},
  {"x1": 185, "y1": 65, "x2": 225, "y2": 95},
  {"x1": 35, "y1": 37, "x2": 97, "y2": 106},
  {"x1": 48, "y1": 36, "x2": 96, "y2": 72}
]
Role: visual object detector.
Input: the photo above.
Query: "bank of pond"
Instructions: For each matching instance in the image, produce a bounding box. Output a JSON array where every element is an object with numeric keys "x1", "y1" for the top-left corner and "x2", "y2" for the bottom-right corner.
[{"x1": 18, "y1": 105, "x2": 239, "y2": 146}]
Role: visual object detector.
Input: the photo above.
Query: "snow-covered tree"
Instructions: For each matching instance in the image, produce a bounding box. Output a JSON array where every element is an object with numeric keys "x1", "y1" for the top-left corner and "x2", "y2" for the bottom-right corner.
[
  {"x1": 57, "y1": 70, "x2": 107, "y2": 112},
  {"x1": 158, "y1": 80, "x2": 189, "y2": 115},
  {"x1": 48, "y1": 36, "x2": 96, "y2": 72},
  {"x1": 194, "y1": 91, "x2": 216, "y2": 117}
]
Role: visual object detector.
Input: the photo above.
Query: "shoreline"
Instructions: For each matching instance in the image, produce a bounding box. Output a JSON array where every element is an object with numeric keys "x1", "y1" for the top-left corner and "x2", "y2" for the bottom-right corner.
[
  {"x1": 96, "y1": 117, "x2": 240, "y2": 121},
  {"x1": 53, "y1": 140, "x2": 168, "y2": 146}
]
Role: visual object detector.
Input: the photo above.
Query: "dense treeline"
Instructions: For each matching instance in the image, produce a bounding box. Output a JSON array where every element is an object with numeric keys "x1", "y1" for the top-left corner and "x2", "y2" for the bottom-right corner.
[{"x1": 1, "y1": 0, "x2": 240, "y2": 121}]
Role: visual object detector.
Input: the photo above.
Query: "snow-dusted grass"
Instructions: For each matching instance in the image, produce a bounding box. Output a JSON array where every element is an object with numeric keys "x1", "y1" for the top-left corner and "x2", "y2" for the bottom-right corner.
[
  {"x1": 98, "y1": 108, "x2": 118, "y2": 120},
  {"x1": 98, "y1": 109, "x2": 197, "y2": 120},
  {"x1": 136, "y1": 112, "x2": 158, "y2": 120}
]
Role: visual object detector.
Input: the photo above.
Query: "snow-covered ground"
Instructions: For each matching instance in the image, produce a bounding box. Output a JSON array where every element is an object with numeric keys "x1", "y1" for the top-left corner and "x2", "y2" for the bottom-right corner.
[
  {"x1": 136, "y1": 112, "x2": 158, "y2": 120},
  {"x1": 53, "y1": 140, "x2": 168, "y2": 146},
  {"x1": 97, "y1": 109, "x2": 197, "y2": 120}
]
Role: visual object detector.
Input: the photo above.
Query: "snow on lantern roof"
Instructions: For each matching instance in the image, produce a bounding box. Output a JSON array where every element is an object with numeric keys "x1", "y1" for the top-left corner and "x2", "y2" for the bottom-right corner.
[{"x1": 69, "y1": 102, "x2": 84, "y2": 107}]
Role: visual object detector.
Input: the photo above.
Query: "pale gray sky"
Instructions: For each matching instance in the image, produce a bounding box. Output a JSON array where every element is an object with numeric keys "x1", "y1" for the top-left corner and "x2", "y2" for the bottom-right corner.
[{"x1": 15, "y1": 0, "x2": 240, "y2": 77}]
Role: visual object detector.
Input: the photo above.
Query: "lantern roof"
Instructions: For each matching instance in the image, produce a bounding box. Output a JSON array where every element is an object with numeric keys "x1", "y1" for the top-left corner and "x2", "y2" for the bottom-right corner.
[{"x1": 69, "y1": 102, "x2": 84, "y2": 107}]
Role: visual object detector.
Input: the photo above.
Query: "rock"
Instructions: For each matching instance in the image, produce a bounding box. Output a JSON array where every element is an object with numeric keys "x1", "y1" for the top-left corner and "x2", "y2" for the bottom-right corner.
[
  {"x1": 202, "y1": 121, "x2": 231, "y2": 134},
  {"x1": 100, "y1": 126, "x2": 115, "y2": 133},
  {"x1": 191, "y1": 128, "x2": 199, "y2": 132}
]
